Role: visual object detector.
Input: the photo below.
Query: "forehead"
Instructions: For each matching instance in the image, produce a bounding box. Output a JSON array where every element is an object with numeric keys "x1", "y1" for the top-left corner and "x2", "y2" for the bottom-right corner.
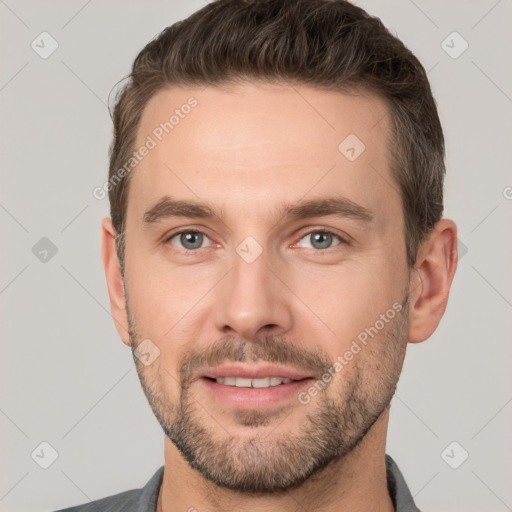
[
  {"x1": 128, "y1": 82, "x2": 396, "y2": 224},
  {"x1": 137, "y1": 81, "x2": 390, "y2": 156}
]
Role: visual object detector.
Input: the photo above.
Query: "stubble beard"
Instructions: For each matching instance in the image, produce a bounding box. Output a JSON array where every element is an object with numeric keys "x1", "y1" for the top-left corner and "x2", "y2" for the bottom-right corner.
[{"x1": 128, "y1": 295, "x2": 409, "y2": 493}]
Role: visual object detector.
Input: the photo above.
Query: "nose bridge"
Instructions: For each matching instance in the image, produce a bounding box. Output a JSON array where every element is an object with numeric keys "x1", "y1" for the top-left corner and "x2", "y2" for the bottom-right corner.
[{"x1": 214, "y1": 242, "x2": 292, "y2": 337}]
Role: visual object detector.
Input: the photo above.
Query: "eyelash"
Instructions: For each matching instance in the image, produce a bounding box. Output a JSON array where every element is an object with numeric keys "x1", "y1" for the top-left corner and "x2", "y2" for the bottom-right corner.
[{"x1": 165, "y1": 229, "x2": 347, "y2": 253}]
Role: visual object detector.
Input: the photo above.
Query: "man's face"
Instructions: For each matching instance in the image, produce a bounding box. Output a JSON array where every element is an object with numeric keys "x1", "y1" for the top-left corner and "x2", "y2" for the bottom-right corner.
[{"x1": 122, "y1": 82, "x2": 411, "y2": 492}]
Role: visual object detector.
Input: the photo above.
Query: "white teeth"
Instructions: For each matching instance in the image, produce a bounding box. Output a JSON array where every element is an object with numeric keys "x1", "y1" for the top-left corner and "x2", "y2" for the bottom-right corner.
[
  {"x1": 214, "y1": 377, "x2": 294, "y2": 387},
  {"x1": 235, "y1": 377, "x2": 252, "y2": 387},
  {"x1": 252, "y1": 377, "x2": 270, "y2": 388}
]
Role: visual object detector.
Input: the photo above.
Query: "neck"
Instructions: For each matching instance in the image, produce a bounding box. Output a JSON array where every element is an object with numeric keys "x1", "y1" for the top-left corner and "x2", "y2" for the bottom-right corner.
[{"x1": 158, "y1": 409, "x2": 394, "y2": 512}]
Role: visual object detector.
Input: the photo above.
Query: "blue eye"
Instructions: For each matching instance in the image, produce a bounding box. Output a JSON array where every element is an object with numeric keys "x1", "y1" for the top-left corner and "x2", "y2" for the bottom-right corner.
[
  {"x1": 298, "y1": 230, "x2": 343, "y2": 250},
  {"x1": 166, "y1": 229, "x2": 345, "y2": 253},
  {"x1": 167, "y1": 231, "x2": 210, "y2": 251}
]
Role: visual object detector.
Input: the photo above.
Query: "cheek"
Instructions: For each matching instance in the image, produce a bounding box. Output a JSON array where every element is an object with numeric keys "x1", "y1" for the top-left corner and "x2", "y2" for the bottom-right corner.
[
  {"x1": 126, "y1": 254, "x2": 207, "y2": 327},
  {"x1": 290, "y1": 257, "x2": 406, "y2": 348},
  {"x1": 124, "y1": 258, "x2": 214, "y2": 380}
]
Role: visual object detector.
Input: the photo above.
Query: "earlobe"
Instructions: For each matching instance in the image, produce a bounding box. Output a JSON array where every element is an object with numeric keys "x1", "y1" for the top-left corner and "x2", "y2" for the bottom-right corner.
[
  {"x1": 407, "y1": 219, "x2": 458, "y2": 343},
  {"x1": 101, "y1": 217, "x2": 130, "y2": 346}
]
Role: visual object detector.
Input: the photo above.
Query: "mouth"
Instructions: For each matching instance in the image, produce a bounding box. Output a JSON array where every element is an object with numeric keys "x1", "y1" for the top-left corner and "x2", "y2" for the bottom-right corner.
[
  {"x1": 205, "y1": 376, "x2": 299, "y2": 387},
  {"x1": 199, "y1": 364, "x2": 315, "y2": 409}
]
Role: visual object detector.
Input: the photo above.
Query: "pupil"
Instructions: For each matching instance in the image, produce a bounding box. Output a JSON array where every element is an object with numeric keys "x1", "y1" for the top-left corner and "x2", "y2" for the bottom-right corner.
[
  {"x1": 313, "y1": 232, "x2": 331, "y2": 249},
  {"x1": 182, "y1": 232, "x2": 202, "y2": 249}
]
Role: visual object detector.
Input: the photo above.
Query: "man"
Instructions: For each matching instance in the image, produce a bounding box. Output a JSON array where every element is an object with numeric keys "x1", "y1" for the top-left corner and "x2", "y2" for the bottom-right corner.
[{"x1": 59, "y1": 0, "x2": 457, "y2": 510}]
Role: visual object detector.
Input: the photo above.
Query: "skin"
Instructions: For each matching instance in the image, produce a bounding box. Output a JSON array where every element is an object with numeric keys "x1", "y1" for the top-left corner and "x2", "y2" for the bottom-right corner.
[{"x1": 101, "y1": 82, "x2": 458, "y2": 511}]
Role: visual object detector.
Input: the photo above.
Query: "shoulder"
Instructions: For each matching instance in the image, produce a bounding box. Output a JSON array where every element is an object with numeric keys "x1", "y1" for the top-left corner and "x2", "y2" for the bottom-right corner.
[
  {"x1": 51, "y1": 466, "x2": 164, "y2": 512},
  {"x1": 53, "y1": 489, "x2": 138, "y2": 512}
]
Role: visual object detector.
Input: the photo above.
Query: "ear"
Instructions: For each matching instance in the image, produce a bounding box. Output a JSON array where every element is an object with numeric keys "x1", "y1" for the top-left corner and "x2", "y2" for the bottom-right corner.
[
  {"x1": 101, "y1": 217, "x2": 130, "y2": 347},
  {"x1": 408, "y1": 218, "x2": 458, "y2": 343}
]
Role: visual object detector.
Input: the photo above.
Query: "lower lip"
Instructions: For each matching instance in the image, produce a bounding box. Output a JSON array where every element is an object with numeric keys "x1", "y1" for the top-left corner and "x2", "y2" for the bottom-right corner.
[{"x1": 200, "y1": 377, "x2": 314, "y2": 409}]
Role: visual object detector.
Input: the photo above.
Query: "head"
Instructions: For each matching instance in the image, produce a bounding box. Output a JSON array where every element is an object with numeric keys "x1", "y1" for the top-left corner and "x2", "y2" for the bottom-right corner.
[{"x1": 102, "y1": 0, "x2": 457, "y2": 494}]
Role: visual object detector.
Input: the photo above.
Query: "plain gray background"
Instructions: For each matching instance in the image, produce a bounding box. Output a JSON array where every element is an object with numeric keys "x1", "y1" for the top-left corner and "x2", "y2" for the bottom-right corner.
[{"x1": 1, "y1": 1, "x2": 511, "y2": 511}]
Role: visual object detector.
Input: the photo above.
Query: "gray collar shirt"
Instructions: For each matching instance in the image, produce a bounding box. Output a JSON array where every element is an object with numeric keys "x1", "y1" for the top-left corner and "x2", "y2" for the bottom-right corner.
[{"x1": 54, "y1": 454, "x2": 421, "y2": 512}]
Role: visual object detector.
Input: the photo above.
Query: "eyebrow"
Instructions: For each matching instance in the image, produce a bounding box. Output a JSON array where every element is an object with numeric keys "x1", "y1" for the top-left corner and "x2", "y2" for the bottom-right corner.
[{"x1": 142, "y1": 194, "x2": 373, "y2": 227}]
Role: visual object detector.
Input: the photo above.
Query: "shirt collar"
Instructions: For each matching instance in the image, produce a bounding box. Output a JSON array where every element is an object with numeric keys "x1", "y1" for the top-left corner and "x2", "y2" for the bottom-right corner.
[
  {"x1": 139, "y1": 455, "x2": 421, "y2": 512},
  {"x1": 386, "y1": 454, "x2": 422, "y2": 511}
]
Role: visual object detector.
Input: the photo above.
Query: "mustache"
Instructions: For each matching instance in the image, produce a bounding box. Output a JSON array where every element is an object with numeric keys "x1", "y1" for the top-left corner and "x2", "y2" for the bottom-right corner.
[{"x1": 179, "y1": 335, "x2": 334, "y2": 385}]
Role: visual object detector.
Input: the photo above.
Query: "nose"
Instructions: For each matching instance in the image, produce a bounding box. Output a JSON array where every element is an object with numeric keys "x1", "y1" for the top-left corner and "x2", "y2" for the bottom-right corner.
[{"x1": 213, "y1": 248, "x2": 293, "y2": 340}]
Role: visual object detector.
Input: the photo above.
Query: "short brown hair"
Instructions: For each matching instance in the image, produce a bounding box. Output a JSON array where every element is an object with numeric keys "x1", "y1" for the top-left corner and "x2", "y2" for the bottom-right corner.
[{"x1": 108, "y1": 0, "x2": 445, "y2": 271}]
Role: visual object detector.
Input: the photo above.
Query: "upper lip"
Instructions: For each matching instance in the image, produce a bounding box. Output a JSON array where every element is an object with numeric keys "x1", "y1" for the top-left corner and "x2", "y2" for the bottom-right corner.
[{"x1": 201, "y1": 364, "x2": 313, "y2": 381}]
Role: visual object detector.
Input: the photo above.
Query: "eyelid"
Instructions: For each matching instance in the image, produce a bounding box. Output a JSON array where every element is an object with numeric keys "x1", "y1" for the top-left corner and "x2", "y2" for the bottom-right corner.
[
  {"x1": 292, "y1": 228, "x2": 349, "y2": 249},
  {"x1": 165, "y1": 229, "x2": 215, "y2": 250},
  {"x1": 164, "y1": 226, "x2": 350, "y2": 253}
]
